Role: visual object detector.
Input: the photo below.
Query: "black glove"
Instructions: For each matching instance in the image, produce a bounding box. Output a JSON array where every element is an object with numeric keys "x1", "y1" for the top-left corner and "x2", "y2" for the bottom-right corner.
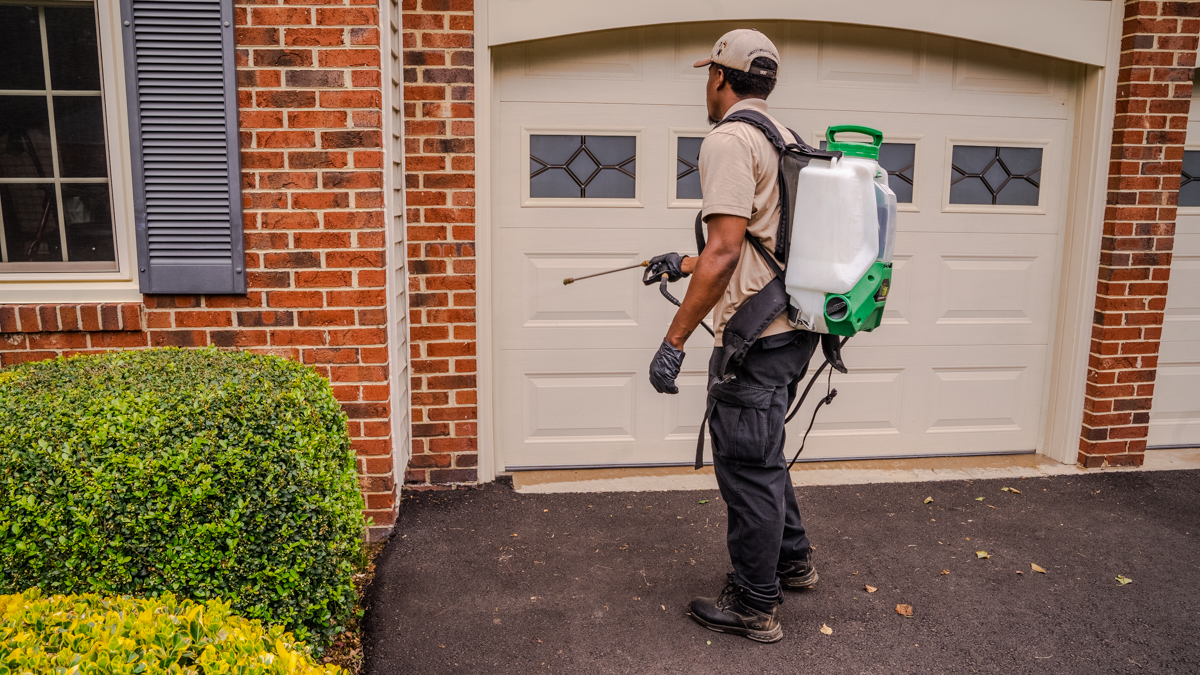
[
  {"x1": 643, "y1": 252, "x2": 689, "y2": 286},
  {"x1": 649, "y1": 340, "x2": 685, "y2": 394}
]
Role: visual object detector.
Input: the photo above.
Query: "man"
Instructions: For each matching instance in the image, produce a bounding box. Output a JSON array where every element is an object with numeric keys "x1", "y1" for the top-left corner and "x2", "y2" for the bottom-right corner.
[{"x1": 645, "y1": 29, "x2": 818, "y2": 644}]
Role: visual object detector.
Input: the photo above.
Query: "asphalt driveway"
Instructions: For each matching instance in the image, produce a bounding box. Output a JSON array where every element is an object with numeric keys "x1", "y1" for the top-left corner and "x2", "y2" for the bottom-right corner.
[{"x1": 364, "y1": 470, "x2": 1200, "y2": 674}]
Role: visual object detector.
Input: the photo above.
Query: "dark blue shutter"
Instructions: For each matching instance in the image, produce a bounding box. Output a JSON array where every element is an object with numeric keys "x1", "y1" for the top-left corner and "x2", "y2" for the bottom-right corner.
[{"x1": 120, "y1": 0, "x2": 245, "y2": 294}]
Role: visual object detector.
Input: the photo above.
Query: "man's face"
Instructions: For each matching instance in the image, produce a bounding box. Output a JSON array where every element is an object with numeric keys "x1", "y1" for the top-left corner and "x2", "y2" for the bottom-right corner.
[{"x1": 705, "y1": 65, "x2": 723, "y2": 126}]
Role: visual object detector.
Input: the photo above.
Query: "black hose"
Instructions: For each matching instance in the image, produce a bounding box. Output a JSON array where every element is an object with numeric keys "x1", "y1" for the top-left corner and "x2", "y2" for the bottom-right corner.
[{"x1": 659, "y1": 276, "x2": 714, "y2": 337}]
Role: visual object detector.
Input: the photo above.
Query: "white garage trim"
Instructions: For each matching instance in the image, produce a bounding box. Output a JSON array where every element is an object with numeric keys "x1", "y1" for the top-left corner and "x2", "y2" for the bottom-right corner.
[
  {"x1": 475, "y1": 0, "x2": 497, "y2": 482},
  {"x1": 487, "y1": 0, "x2": 1114, "y2": 67},
  {"x1": 1040, "y1": 5, "x2": 1124, "y2": 464}
]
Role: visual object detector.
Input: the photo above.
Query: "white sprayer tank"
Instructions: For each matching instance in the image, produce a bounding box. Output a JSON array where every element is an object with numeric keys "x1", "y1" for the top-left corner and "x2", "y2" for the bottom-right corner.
[{"x1": 785, "y1": 126, "x2": 896, "y2": 333}]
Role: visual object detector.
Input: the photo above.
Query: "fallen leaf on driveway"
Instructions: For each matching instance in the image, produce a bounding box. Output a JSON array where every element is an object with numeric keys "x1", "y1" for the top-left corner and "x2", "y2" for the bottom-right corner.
[
  {"x1": 895, "y1": 604, "x2": 913, "y2": 617},
  {"x1": 1002, "y1": 487, "x2": 1022, "y2": 494},
  {"x1": 976, "y1": 551, "x2": 990, "y2": 559},
  {"x1": 1116, "y1": 575, "x2": 1133, "y2": 586},
  {"x1": 698, "y1": 499, "x2": 709, "y2": 504},
  {"x1": 820, "y1": 623, "x2": 833, "y2": 635},
  {"x1": 1031, "y1": 563, "x2": 1047, "y2": 574},
  {"x1": 940, "y1": 570, "x2": 949, "y2": 575},
  {"x1": 1016, "y1": 571, "x2": 1023, "y2": 575},
  {"x1": 975, "y1": 497, "x2": 985, "y2": 502},
  {"x1": 865, "y1": 585, "x2": 877, "y2": 593},
  {"x1": 987, "y1": 505, "x2": 996, "y2": 509},
  {"x1": 924, "y1": 497, "x2": 933, "y2": 504}
]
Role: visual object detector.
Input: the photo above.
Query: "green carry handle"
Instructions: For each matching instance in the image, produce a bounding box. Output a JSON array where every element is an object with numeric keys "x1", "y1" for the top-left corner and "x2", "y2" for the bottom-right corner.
[{"x1": 825, "y1": 125, "x2": 884, "y2": 160}]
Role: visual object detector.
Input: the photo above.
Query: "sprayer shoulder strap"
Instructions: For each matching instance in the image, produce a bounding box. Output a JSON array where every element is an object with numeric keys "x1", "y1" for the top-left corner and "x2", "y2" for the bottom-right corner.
[{"x1": 712, "y1": 109, "x2": 839, "y2": 262}]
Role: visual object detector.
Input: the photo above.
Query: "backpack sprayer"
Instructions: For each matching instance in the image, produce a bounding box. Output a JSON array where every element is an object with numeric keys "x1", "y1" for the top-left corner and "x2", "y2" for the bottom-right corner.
[{"x1": 563, "y1": 124, "x2": 896, "y2": 469}]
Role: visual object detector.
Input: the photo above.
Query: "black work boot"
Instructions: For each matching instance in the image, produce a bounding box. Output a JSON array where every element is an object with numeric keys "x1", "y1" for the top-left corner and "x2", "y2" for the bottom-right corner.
[
  {"x1": 688, "y1": 574, "x2": 783, "y2": 643},
  {"x1": 777, "y1": 548, "x2": 818, "y2": 589}
]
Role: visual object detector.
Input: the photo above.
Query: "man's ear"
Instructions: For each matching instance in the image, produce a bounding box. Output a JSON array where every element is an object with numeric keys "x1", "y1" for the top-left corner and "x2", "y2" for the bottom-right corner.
[{"x1": 712, "y1": 67, "x2": 727, "y2": 91}]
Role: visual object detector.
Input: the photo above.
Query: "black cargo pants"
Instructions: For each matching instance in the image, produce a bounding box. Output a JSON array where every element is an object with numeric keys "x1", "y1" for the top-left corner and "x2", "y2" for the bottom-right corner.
[{"x1": 706, "y1": 329, "x2": 819, "y2": 608}]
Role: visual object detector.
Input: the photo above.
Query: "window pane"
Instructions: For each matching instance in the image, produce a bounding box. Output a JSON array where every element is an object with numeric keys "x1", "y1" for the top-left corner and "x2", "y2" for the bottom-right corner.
[
  {"x1": 1180, "y1": 150, "x2": 1200, "y2": 207},
  {"x1": 0, "y1": 6, "x2": 45, "y2": 90},
  {"x1": 1, "y1": 183, "x2": 62, "y2": 262},
  {"x1": 54, "y1": 96, "x2": 108, "y2": 177},
  {"x1": 61, "y1": 182, "x2": 113, "y2": 261},
  {"x1": 877, "y1": 142, "x2": 915, "y2": 204},
  {"x1": 45, "y1": 6, "x2": 101, "y2": 91},
  {"x1": 950, "y1": 145, "x2": 1041, "y2": 206},
  {"x1": 529, "y1": 134, "x2": 636, "y2": 199},
  {"x1": 0, "y1": 96, "x2": 54, "y2": 178},
  {"x1": 677, "y1": 136, "x2": 703, "y2": 200}
]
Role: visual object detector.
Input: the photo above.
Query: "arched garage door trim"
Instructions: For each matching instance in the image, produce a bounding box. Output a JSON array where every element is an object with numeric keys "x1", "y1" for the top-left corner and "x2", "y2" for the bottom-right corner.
[{"x1": 487, "y1": 0, "x2": 1116, "y2": 67}]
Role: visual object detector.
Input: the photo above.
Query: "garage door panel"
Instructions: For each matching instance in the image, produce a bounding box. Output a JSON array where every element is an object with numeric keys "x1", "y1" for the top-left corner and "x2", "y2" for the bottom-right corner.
[
  {"x1": 496, "y1": 23, "x2": 1075, "y2": 122},
  {"x1": 853, "y1": 232, "x2": 1057, "y2": 346},
  {"x1": 497, "y1": 228, "x2": 713, "y2": 352},
  {"x1": 786, "y1": 345, "x2": 1046, "y2": 460},
  {"x1": 1160, "y1": 236, "x2": 1200, "y2": 343},
  {"x1": 1147, "y1": 343, "x2": 1200, "y2": 447}
]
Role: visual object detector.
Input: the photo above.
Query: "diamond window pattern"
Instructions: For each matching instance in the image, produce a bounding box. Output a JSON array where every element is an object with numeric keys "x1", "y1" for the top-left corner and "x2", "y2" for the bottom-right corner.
[
  {"x1": 676, "y1": 136, "x2": 704, "y2": 200},
  {"x1": 818, "y1": 141, "x2": 916, "y2": 203},
  {"x1": 530, "y1": 135, "x2": 636, "y2": 199},
  {"x1": 950, "y1": 145, "x2": 1042, "y2": 206},
  {"x1": 1180, "y1": 150, "x2": 1200, "y2": 207}
]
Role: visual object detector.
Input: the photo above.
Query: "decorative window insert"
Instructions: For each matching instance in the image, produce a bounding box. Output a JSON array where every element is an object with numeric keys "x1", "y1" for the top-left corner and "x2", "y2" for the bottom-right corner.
[
  {"x1": 819, "y1": 141, "x2": 916, "y2": 204},
  {"x1": 529, "y1": 135, "x2": 636, "y2": 199},
  {"x1": 949, "y1": 145, "x2": 1042, "y2": 206},
  {"x1": 878, "y1": 143, "x2": 915, "y2": 204},
  {"x1": 1180, "y1": 150, "x2": 1200, "y2": 207},
  {"x1": 0, "y1": 3, "x2": 114, "y2": 271},
  {"x1": 676, "y1": 136, "x2": 703, "y2": 200}
]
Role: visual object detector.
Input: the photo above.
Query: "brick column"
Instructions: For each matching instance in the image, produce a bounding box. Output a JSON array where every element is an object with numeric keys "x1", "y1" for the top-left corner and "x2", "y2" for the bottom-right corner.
[
  {"x1": 401, "y1": 0, "x2": 479, "y2": 485},
  {"x1": 1080, "y1": 1, "x2": 1198, "y2": 468},
  {"x1": 232, "y1": 0, "x2": 398, "y2": 528}
]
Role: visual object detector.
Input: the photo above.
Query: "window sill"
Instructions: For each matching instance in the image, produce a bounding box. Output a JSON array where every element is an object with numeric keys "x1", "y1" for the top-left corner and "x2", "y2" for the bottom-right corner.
[{"x1": 0, "y1": 303, "x2": 143, "y2": 333}]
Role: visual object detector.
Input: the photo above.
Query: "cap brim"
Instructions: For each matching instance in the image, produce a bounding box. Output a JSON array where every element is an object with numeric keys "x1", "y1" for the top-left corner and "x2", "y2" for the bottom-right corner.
[{"x1": 693, "y1": 58, "x2": 712, "y2": 68}]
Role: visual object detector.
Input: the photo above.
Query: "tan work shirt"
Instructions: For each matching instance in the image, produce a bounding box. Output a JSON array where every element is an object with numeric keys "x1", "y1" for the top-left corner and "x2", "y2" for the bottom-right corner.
[{"x1": 699, "y1": 98, "x2": 794, "y2": 346}]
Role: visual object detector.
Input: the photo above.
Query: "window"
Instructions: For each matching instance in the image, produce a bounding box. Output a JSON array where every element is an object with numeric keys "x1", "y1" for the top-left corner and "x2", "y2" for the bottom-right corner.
[
  {"x1": 529, "y1": 135, "x2": 636, "y2": 199},
  {"x1": 819, "y1": 141, "x2": 917, "y2": 204},
  {"x1": 878, "y1": 143, "x2": 915, "y2": 204},
  {"x1": 0, "y1": 3, "x2": 114, "y2": 270},
  {"x1": 676, "y1": 136, "x2": 703, "y2": 200},
  {"x1": 1180, "y1": 150, "x2": 1200, "y2": 207},
  {"x1": 949, "y1": 145, "x2": 1042, "y2": 206}
]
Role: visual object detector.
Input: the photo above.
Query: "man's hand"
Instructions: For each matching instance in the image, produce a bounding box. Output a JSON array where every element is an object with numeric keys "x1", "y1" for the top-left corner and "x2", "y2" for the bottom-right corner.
[
  {"x1": 649, "y1": 340, "x2": 686, "y2": 394},
  {"x1": 643, "y1": 252, "x2": 689, "y2": 285}
]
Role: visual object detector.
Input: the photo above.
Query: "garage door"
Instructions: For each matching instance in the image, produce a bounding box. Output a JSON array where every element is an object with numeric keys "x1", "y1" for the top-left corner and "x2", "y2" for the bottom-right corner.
[
  {"x1": 492, "y1": 22, "x2": 1079, "y2": 469},
  {"x1": 1147, "y1": 87, "x2": 1200, "y2": 448}
]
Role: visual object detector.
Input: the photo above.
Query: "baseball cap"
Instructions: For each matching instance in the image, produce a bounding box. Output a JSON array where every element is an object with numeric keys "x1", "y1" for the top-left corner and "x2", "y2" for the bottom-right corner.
[{"x1": 693, "y1": 29, "x2": 779, "y2": 78}]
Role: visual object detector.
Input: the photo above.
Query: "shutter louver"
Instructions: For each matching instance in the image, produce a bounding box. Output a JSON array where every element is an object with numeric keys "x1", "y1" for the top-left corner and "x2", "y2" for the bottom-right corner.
[{"x1": 121, "y1": 0, "x2": 245, "y2": 294}]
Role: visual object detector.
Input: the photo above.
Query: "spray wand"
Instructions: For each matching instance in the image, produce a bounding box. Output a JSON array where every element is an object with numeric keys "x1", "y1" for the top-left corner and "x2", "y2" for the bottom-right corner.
[{"x1": 562, "y1": 262, "x2": 714, "y2": 337}]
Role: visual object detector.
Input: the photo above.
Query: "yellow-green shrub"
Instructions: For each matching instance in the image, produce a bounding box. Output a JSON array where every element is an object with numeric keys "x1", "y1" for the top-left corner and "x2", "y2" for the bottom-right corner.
[{"x1": 0, "y1": 588, "x2": 341, "y2": 674}]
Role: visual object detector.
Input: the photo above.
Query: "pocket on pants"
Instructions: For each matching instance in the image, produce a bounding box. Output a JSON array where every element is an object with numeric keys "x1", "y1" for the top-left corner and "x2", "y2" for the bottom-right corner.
[{"x1": 708, "y1": 381, "x2": 775, "y2": 466}]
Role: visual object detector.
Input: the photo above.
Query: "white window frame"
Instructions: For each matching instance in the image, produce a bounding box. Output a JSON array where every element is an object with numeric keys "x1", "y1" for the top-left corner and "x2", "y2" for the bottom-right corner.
[
  {"x1": 667, "y1": 126, "x2": 707, "y2": 209},
  {"x1": 0, "y1": 0, "x2": 141, "y2": 303},
  {"x1": 940, "y1": 137, "x2": 1051, "y2": 216},
  {"x1": 1178, "y1": 145, "x2": 1200, "y2": 216},
  {"x1": 520, "y1": 126, "x2": 644, "y2": 208}
]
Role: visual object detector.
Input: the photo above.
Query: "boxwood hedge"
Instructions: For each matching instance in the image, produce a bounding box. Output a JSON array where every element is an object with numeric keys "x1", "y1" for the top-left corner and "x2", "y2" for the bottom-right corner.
[
  {"x1": 0, "y1": 348, "x2": 364, "y2": 644},
  {"x1": 2, "y1": 588, "x2": 342, "y2": 674}
]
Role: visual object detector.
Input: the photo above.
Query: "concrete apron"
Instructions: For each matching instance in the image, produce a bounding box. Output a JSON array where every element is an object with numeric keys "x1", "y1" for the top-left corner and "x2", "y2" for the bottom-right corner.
[{"x1": 512, "y1": 448, "x2": 1200, "y2": 494}]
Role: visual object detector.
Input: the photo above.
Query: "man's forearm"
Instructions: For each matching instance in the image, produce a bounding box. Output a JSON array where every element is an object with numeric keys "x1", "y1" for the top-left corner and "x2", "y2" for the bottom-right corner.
[{"x1": 665, "y1": 249, "x2": 739, "y2": 349}]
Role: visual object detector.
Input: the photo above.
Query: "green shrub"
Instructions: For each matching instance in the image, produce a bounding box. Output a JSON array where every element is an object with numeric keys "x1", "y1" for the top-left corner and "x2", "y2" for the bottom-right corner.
[
  {"x1": 1, "y1": 588, "x2": 342, "y2": 674},
  {"x1": 0, "y1": 348, "x2": 364, "y2": 644}
]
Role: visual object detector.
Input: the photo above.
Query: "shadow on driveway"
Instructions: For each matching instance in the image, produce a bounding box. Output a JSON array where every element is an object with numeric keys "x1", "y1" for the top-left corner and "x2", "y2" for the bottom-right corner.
[{"x1": 364, "y1": 470, "x2": 1199, "y2": 674}]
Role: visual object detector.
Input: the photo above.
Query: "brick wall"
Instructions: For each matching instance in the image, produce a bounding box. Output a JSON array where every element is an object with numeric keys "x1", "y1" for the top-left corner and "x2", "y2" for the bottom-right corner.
[
  {"x1": 400, "y1": 0, "x2": 479, "y2": 486},
  {"x1": 1079, "y1": 0, "x2": 1199, "y2": 468},
  {"x1": 0, "y1": 0, "x2": 399, "y2": 538}
]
